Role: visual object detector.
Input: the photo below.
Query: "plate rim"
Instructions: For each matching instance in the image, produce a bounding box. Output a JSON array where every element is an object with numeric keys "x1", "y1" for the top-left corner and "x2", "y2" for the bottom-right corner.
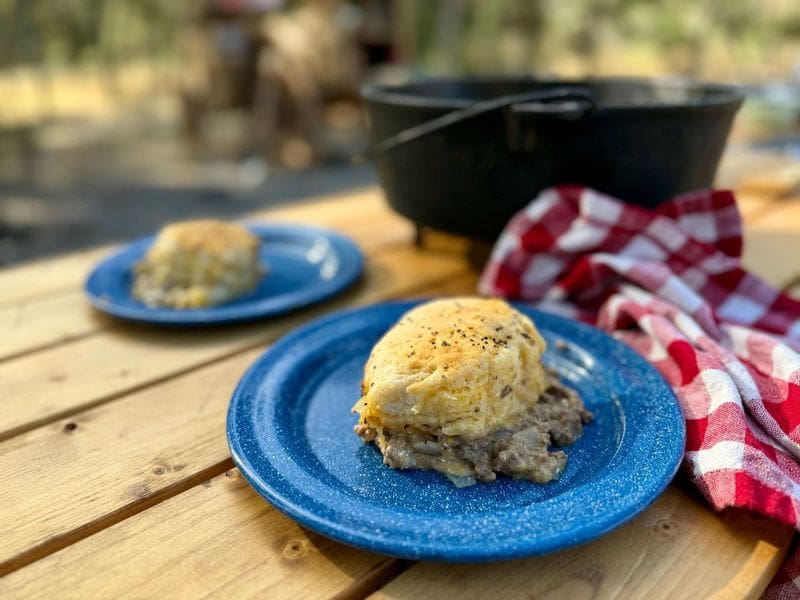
[
  {"x1": 83, "y1": 222, "x2": 364, "y2": 325},
  {"x1": 227, "y1": 299, "x2": 686, "y2": 561}
]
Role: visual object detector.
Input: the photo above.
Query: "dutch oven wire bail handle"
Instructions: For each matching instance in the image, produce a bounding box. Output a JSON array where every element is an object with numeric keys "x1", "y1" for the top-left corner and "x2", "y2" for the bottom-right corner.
[{"x1": 368, "y1": 87, "x2": 597, "y2": 157}]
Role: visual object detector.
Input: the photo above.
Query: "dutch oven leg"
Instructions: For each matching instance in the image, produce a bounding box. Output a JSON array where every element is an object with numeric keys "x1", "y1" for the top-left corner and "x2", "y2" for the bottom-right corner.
[{"x1": 414, "y1": 222, "x2": 426, "y2": 248}]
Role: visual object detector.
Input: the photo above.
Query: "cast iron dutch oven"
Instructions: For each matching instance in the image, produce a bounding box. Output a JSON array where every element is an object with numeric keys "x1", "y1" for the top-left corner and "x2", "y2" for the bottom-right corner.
[{"x1": 363, "y1": 77, "x2": 744, "y2": 240}]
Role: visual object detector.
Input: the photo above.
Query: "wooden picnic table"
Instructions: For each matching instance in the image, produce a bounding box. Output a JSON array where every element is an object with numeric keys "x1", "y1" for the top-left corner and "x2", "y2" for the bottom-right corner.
[{"x1": 2, "y1": 149, "x2": 800, "y2": 599}]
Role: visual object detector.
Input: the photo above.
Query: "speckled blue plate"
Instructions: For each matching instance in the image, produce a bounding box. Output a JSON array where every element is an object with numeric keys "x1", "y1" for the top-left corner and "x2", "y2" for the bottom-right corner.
[
  {"x1": 84, "y1": 224, "x2": 363, "y2": 325},
  {"x1": 227, "y1": 300, "x2": 685, "y2": 561}
]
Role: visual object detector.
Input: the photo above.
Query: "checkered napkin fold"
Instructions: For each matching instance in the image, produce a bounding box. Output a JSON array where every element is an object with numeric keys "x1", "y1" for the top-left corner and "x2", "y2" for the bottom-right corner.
[{"x1": 478, "y1": 185, "x2": 800, "y2": 597}]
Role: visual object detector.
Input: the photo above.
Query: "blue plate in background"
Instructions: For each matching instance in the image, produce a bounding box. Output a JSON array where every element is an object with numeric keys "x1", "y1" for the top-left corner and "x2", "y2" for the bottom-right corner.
[
  {"x1": 84, "y1": 224, "x2": 363, "y2": 325},
  {"x1": 227, "y1": 300, "x2": 685, "y2": 561}
]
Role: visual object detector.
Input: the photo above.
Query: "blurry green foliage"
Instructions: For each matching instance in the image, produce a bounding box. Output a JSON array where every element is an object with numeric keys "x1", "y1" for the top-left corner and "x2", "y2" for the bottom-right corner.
[
  {"x1": 2, "y1": 0, "x2": 799, "y2": 77},
  {"x1": 0, "y1": 0, "x2": 186, "y2": 68},
  {"x1": 403, "y1": 0, "x2": 800, "y2": 76}
]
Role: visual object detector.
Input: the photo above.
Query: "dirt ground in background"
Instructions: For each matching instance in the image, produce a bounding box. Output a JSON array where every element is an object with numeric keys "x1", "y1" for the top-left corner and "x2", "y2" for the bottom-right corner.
[{"x1": 0, "y1": 98, "x2": 375, "y2": 267}]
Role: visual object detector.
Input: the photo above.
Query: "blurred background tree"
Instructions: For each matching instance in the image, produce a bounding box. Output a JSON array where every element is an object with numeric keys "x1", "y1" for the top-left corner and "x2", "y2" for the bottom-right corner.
[
  {"x1": 398, "y1": 0, "x2": 800, "y2": 81},
  {"x1": 2, "y1": 0, "x2": 800, "y2": 264},
  {"x1": 2, "y1": 0, "x2": 800, "y2": 181},
  {"x1": 0, "y1": 0, "x2": 183, "y2": 68},
  {"x1": 2, "y1": 0, "x2": 799, "y2": 77}
]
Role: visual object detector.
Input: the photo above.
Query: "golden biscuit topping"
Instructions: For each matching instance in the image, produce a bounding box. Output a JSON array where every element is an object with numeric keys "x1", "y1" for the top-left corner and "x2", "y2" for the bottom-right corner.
[{"x1": 354, "y1": 297, "x2": 548, "y2": 439}]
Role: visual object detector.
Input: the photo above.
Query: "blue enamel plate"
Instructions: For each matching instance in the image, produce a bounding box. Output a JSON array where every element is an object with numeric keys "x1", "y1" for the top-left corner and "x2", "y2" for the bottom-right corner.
[
  {"x1": 227, "y1": 300, "x2": 685, "y2": 561},
  {"x1": 84, "y1": 224, "x2": 363, "y2": 325}
]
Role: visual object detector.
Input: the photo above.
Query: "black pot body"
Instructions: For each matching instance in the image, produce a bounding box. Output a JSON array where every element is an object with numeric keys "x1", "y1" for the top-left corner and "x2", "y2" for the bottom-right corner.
[{"x1": 364, "y1": 77, "x2": 743, "y2": 240}]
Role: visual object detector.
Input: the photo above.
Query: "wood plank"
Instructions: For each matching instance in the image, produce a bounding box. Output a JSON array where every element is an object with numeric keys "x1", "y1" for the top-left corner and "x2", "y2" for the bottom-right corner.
[
  {"x1": 0, "y1": 246, "x2": 111, "y2": 307},
  {"x1": 0, "y1": 273, "x2": 478, "y2": 576},
  {"x1": 0, "y1": 291, "x2": 109, "y2": 362},
  {"x1": 0, "y1": 345, "x2": 258, "y2": 575},
  {"x1": 736, "y1": 192, "x2": 781, "y2": 224},
  {"x1": 0, "y1": 187, "x2": 398, "y2": 306},
  {"x1": 0, "y1": 468, "x2": 406, "y2": 600},
  {"x1": 736, "y1": 163, "x2": 800, "y2": 199},
  {"x1": 368, "y1": 480, "x2": 792, "y2": 600},
  {"x1": 717, "y1": 146, "x2": 799, "y2": 192},
  {"x1": 4, "y1": 214, "x2": 792, "y2": 367},
  {"x1": 0, "y1": 213, "x2": 414, "y2": 362},
  {"x1": 743, "y1": 198, "x2": 800, "y2": 232},
  {"x1": 743, "y1": 228, "x2": 800, "y2": 291},
  {"x1": 0, "y1": 243, "x2": 471, "y2": 441}
]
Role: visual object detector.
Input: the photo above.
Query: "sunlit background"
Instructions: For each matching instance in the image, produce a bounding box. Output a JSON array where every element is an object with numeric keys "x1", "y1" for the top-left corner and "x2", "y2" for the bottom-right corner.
[{"x1": 2, "y1": 0, "x2": 800, "y2": 265}]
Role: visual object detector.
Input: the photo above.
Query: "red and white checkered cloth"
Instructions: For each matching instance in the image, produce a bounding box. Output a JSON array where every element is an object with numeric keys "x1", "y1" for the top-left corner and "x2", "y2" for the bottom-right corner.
[{"x1": 478, "y1": 185, "x2": 800, "y2": 598}]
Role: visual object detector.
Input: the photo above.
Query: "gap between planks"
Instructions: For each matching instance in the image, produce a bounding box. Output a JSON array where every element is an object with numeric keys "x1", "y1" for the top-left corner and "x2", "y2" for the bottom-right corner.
[
  {"x1": 0, "y1": 266, "x2": 792, "y2": 598},
  {"x1": 0, "y1": 220, "x2": 409, "y2": 365},
  {"x1": 365, "y1": 480, "x2": 792, "y2": 600},
  {"x1": 0, "y1": 254, "x2": 473, "y2": 443},
  {"x1": 0, "y1": 203, "x2": 414, "y2": 363},
  {"x1": 0, "y1": 458, "x2": 234, "y2": 578},
  {"x1": 1, "y1": 411, "x2": 790, "y2": 598},
  {"x1": 4, "y1": 218, "x2": 795, "y2": 367},
  {"x1": 0, "y1": 467, "x2": 413, "y2": 600},
  {"x1": 0, "y1": 217, "x2": 473, "y2": 439},
  {"x1": 0, "y1": 272, "x2": 480, "y2": 577},
  {"x1": 0, "y1": 187, "x2": 395, "y2": 308}
]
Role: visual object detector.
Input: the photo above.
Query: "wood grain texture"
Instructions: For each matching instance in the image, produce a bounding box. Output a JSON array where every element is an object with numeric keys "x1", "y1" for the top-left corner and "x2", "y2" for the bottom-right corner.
[
  {"x1": 0, "y1": 195, "x2": 412, "y2": 361},
  {"x1": 0, "y1": 272, "x2": 480, "y2": 575},
  {"x1": 0, "y1": 244, "x2": 471, "y2": 441},
  {"x1": 0, "y1": 468, "x2": 405, "y2": 600},
  {"x1": 0, "y1": 221, "x2": 410, "y2": 363},
  {"x1": 0, "y1": 347, "x2": 257, "y2": 575},
  {"x1": 0, "y1": 187, "x2": 403, "y2": 307},
  {"x1": 2, "y1": 174, "x2": 798, "y2": 599},
  {"x1": 368, "y1": 480, "x2": 792, "y2": 600},
  {"x1": 0, "y1": 291, "x2": 110, "y2": 362},
  {"x1": 0, "y1": 216, "x2": 787, "y2": 370}
]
